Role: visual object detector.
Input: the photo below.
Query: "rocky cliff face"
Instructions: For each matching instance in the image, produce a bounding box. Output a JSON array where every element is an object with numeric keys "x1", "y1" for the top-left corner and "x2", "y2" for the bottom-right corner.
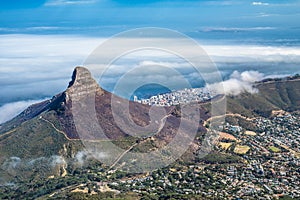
[{"x1": 65, "y1": 66, "x2": 104, "y2": 102}]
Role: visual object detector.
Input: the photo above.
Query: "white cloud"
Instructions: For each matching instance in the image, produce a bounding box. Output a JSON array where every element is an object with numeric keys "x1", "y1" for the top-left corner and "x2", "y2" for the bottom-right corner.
[
  {"x1": 205, "y1": 71, "x2": 265, "y2": 96},
  {"x1": 202, "y1": 26, "x2": 275, "y2": 32},
  {"x1": 204, "y1": 1, "x2": 240, "y2": 6},
  {"x1": 74, "y1": 150, "x2": 107, "y2": 166},
  {"x1": 2, "y1": 157, "x2": 21, "y2": 169},
  {"x1": 1, "y1": 34, "x2": 299, "y2": 105},
  {"x1": 0, "y1": 34, "x2": 104, "y2": 105},
  {"x1": 50, "y1": 156, "x2": 66, "y2": 167},
  {"x1": 0, "y1": 99, "x2": 48, "y2": 124},
  {"x1": 203, "y1": 45, "x2": 300, "y2": 63},
  {"x1": 252, "y1": 1, "x2": 269, "y2": 6},
  {"x1": 231, "y1": 70, "x2": 264, "y2": 82},
  {"x1": 45, "y1": 0, "x2": 98, "y2": 6},
  {"x1": 255, "y1": 12, "x2": 272, "y2": 17},
  {"x1": 74, "y1": 151, "x2": 87, "y2": 166}
]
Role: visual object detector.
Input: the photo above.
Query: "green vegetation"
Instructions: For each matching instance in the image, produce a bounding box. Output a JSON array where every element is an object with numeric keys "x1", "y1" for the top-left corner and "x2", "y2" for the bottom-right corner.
[
  {"x1": 64, "y1": 191, "x2": 140, "y2": 200},
  {"x1": 198, "y1": 151, "x2": 240, "y2": 164},
  {"x1": 0, "y1": 111, "x2": 83, "y2": 160},
  {"x1": 269, "y1": 146, "x2": 281, "y2": 153},
  {"x1": 226, "y1": 78, "x2": 300, "y2": 117}
]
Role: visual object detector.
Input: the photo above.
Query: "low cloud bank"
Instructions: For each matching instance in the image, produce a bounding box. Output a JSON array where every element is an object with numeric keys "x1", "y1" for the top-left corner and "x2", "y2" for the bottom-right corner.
[
  {"x1": 1, "y1": 155, "x2": 67, "y2": 181},
  {"x1": 1, "y1": 34, "x2": 299, "y2": 106},
  {"x1": 205, "y1": 70, "x2": 265, "y2": 96},
  {"x1": 75, "y1": 150, "x2": 107, "y2": 166},
  {"x1": 0, "y1": 152, "x2": 107, "y2": 182},
  {"x1": 0, "y1": 99, "x2": 47, "y2": 124}
]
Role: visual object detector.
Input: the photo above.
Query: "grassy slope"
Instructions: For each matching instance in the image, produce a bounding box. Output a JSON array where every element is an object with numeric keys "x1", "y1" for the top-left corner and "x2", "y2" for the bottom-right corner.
[
  {"x1": 227, "y1": 79, "x2": 300, "y2": 117},
  {"x1": 0, "y1": 111, "x2": 82, "y2": 162}
]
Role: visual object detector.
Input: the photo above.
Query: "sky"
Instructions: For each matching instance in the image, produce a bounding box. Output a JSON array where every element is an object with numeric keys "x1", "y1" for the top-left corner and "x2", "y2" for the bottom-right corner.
[
  {"x1": 0, "y1": 0, "x2": 300, "y2": 123},
  {"x1": 1, "y1": 0, "x2": 300, "y2": 42}
]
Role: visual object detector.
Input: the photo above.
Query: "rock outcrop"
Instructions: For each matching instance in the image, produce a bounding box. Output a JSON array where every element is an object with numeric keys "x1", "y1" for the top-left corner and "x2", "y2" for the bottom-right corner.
[{"x1": 66, "y1": 66, "x2": 104, "y2": 102}]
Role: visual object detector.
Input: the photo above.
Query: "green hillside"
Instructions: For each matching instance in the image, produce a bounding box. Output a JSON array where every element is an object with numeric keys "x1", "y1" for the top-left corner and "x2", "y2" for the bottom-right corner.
[{"x1": 227, "y1": 78, "x2": 300, "y2": 117}]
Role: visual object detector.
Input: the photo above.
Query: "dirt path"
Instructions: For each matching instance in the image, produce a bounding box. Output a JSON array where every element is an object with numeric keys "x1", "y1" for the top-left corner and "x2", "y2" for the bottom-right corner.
[
  {"x1": 0, "y1": 128, "x2": 18, "y2": 139},
  {"x1": 203, "y1": 113, "x2": 256, "y2": 127},
  {"x1": 108, "y1": 114, "x2": 171, "y2": 172},
  {"x1": 40, "y1": 116, "x2": 112, "y2": 142},
  {"x1": 107, "y1": 142, "x2": 139, "y2": 172},
  {"x1": 40, "y1": 116, "x2": 76, "y2": 140},
  {"x1": 155, "y1": 114, "x2": 171, "y2": 134},
  {"x1": 36, "y1": 183, "x2": 85, "y2": 199}
]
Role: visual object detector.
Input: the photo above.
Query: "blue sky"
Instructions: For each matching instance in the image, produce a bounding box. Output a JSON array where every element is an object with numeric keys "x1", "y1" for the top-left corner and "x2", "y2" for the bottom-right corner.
[{"x1": 1, "y1": 0, "x2": 300, "y2": 42}]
